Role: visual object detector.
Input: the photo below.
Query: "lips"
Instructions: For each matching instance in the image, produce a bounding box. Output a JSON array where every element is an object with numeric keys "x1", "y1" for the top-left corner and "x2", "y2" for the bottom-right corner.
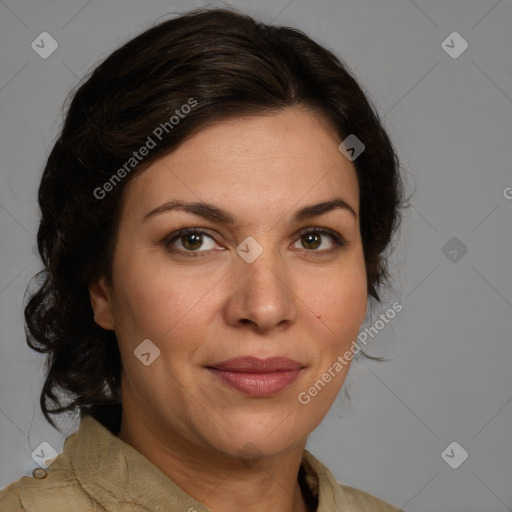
[
  {"x1": 206, "y1": 356, "x2": 304, "y2": 396},
  {"x1": 209, "y1": 356, "x2": 303, "y2": 372}
]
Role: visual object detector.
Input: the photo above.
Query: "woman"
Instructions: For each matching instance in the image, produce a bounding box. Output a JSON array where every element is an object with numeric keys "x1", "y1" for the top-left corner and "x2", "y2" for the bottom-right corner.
[{"x1": 0, "y1": 8, "x2": 407, "y2": 511}]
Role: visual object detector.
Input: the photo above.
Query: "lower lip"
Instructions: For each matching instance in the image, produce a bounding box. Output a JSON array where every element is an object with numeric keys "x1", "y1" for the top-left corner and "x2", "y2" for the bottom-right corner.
[{"x1": 207, "y1": 368, "x2": 302, "y2": 396}]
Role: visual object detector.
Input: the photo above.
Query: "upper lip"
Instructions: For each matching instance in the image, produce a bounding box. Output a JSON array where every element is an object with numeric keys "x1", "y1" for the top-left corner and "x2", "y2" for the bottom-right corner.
[{"x1": 207, "y1": 356, "x2": 304, "y2": 373}]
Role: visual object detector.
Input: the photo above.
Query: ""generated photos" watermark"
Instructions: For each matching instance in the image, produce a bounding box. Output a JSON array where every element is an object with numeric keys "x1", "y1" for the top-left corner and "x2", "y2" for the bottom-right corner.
[{"x1": 93, "y1": 97, "x2": 198, "y2": 200}]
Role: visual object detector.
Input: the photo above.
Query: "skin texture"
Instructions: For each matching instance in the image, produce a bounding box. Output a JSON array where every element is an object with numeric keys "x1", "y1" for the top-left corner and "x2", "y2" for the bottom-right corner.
[{"x1": 89, "y1": 107, "x2": 368, "y2": 512}]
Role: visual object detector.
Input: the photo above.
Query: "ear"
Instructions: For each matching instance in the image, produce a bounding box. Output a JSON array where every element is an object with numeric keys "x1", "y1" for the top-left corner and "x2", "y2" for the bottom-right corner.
[{"x1": 89, "y1": 276, "x2": 115, "y2": 330}]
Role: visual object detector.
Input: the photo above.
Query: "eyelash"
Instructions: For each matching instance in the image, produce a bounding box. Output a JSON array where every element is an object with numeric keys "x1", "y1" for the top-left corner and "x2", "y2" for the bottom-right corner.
[{"x1": 163, "y1": 227, "x2": 346, "y2": 258}]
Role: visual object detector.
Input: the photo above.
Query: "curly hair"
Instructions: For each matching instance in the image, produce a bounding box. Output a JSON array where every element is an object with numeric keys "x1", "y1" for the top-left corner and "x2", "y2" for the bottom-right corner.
[{"x1": 24, "y1": 7, "x2": 408, "y2": 433}]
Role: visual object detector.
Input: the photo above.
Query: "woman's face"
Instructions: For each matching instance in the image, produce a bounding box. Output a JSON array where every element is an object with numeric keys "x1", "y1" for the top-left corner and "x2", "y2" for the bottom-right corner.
[{"x1": 91, "y1": 107, "x2": 367, "y2": 460}]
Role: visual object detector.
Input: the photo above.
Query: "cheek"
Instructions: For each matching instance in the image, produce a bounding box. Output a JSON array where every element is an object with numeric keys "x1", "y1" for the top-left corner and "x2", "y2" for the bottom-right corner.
[
  {"x1": 110, "y1": 253, "x2": 223, "y2": 359},
  {"x1": 301, "y1": 258, "x2": 367, "y2": 342},
  {"x1": 110, "y1": 260, "x2": 214, "y2": 388}
]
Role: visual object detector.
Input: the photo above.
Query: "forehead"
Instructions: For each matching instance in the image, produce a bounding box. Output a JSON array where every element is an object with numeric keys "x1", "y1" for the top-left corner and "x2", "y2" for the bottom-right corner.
[{"x1": 120, "y1": 108, "x2": 359, "y2": 224}]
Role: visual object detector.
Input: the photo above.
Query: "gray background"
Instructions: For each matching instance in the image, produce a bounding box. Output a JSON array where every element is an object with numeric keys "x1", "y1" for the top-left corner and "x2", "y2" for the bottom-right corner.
[{"x1": 1, "y1": 1, "x2": 511, "y2": 511}]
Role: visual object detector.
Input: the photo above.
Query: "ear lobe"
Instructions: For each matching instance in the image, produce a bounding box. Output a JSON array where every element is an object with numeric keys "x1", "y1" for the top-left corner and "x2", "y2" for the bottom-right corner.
[{"x1": 89, "y1": 276, "x2": 115, "y2": 330}]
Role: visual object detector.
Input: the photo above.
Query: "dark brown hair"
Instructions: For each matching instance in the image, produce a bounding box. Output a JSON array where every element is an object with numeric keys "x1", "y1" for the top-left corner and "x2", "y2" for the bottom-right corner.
[{"x1": 24, "y1": 7, "x2": 408, "y2": 432}]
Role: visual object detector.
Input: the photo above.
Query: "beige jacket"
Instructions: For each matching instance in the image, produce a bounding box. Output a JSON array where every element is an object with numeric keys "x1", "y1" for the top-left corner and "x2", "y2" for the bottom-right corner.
[{"x1": 0, "y1": 415, "x2": 404, "y2": 511}]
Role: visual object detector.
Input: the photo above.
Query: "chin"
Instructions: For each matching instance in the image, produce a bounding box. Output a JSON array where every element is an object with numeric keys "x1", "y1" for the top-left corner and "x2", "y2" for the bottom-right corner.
[{"x1": 201, "y1": 415, "x2": 309, "y2": 461}]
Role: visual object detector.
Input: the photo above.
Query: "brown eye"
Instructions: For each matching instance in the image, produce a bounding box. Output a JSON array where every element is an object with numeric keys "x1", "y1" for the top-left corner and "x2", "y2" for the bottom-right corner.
[
  {"x1": 181, "y1": 232, "x2": 203, "y2": 250},
  {"x1": 165, "y1": 229, "x2": 219, "y2": 254},
  {"x1": 301, "y1": 232, "x2": 321, "y2": 250},
  {"x1": 292, "y1": 228, "x2": 345, "y2": 252}
]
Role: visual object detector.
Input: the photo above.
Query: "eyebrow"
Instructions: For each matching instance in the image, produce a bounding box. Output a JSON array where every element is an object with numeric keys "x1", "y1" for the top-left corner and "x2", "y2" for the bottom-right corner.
[{"x1": 142, "y1": 198, "x2": 357, "y2": 224}]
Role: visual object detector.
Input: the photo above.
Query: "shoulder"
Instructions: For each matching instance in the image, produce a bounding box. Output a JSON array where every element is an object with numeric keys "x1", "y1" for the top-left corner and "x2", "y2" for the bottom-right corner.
[
  {"x1": 332, "y1": 481, "x2": 405, "y2": 511},
  {"x1": 0, "y1": 457, "x2": 98, "y2": 512},
  {"x1": 301, "y1": 449, "x2": 405, "y2": 512}
]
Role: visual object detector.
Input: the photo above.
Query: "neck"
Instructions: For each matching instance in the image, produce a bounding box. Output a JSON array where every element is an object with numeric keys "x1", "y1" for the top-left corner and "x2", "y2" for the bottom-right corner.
[{"x1": 118, "y1": 411, "x2": 312, "y2": 512}]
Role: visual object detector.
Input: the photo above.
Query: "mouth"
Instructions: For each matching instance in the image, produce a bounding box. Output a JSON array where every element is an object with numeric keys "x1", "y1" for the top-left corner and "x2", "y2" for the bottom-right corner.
[{"x1": 206, "y1": 356, "x2": 305, "y2": 397}]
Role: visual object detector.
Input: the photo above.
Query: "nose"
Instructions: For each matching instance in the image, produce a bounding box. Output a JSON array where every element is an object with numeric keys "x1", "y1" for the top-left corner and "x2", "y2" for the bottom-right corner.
[{"x1": 224, "y1": 248, "x2": 297, "y2": 334}]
